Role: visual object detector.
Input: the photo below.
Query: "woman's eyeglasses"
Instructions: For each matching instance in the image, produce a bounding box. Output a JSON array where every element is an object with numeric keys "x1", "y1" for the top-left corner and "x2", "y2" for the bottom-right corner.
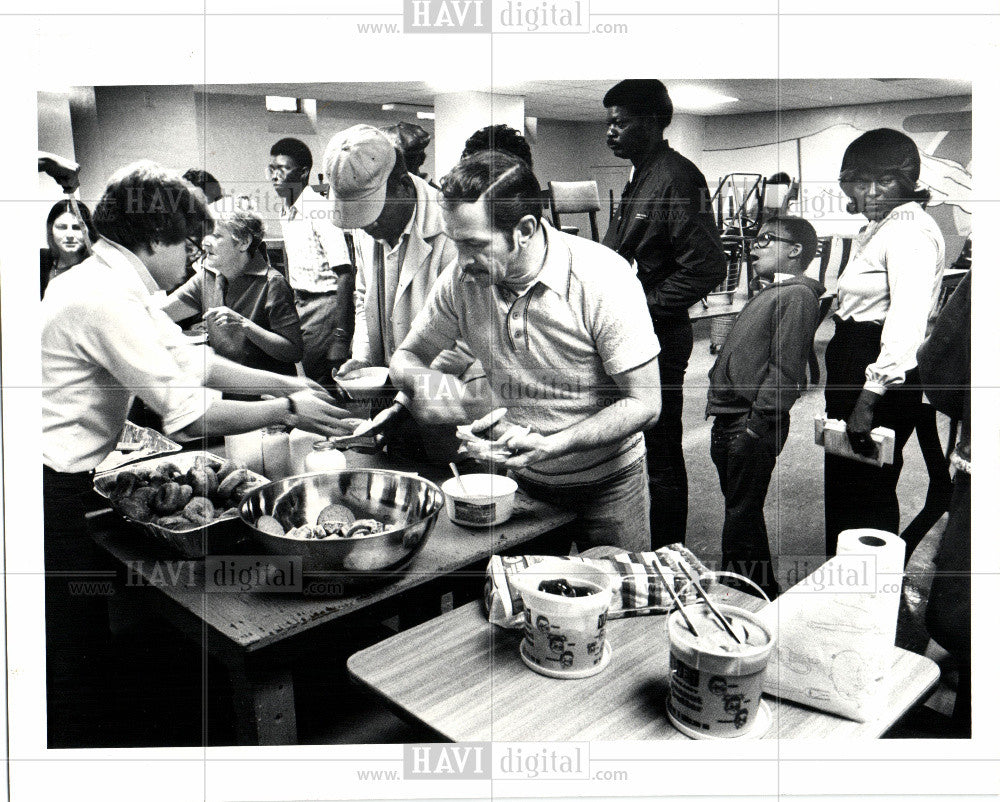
[
  {"x1": 839, "y1": 174, "x2": 901, "y2": 192},
  {"x1": 754, "y1": 232, "x2": 798, "y2": 248},
  {"x1": 185, "y1": 236, "x2": 205, "y2": 258}
]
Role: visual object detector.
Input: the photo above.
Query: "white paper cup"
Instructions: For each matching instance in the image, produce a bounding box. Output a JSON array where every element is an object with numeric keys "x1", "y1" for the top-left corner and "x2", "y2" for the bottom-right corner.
[
  {"x1": 666, "y1": 603, "x2": 774, "y2": 738},
  {"x1": 510, "y1": 558, "x2": 619, "y2": 677},
  {"x1": 441, "y1": 473, "x2": 517, "y2": 526}
]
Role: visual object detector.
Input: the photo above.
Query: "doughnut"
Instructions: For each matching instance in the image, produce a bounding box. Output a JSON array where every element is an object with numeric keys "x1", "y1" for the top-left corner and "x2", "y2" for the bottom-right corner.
[
  {"x1": 152, "y1": 481, "x2": 187, "y2": 514},
  {"x1": 182, "y1": 496, "x2": 216, "y2": 524}
]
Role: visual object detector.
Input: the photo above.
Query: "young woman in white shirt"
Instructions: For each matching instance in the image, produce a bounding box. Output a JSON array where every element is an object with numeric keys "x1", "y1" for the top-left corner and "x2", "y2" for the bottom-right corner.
[{"x1": 824, "y1": 128, "x2": 945, "y2": 558}]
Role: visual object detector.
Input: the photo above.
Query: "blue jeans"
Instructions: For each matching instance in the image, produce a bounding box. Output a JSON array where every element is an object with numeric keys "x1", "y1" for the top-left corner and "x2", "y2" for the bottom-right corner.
[
  {"x1": 709, "y1": 413, "x2": 787, "y2": 599},
  {"x1": 514, "y1": 457, "x2": 651, "y2": 552}
]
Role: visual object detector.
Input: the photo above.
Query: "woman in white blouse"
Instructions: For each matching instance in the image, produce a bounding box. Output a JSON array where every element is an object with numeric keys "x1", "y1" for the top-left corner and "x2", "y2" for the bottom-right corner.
[{"x1": 824, "y1": 128, "x2": 945, "y2": 558}]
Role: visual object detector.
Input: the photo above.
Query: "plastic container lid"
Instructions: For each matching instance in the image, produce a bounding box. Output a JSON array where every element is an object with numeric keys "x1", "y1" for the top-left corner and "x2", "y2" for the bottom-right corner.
[{"x1": 667, "y1": 603, "x2": 773, "y2": 675}]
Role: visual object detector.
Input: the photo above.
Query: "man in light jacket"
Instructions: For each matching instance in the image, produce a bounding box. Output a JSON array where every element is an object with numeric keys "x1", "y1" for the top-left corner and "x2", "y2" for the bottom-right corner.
[
  {"x1": 326, "y1": 125, "x2": 469, "y2": 376},
  {"x1": 325, "y1": 125, "x2": 473, "y2": 459}
]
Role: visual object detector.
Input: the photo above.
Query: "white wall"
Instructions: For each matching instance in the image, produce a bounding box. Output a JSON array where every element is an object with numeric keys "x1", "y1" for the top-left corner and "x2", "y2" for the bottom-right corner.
[
  {"x1": 529, "y1": 112, "x2": 706, "y2": 240},
  {"x1": 49, "y1": 85, "x2": 971, "y2": 259},
  {"x1": 700, "y1": 95, "x2": 972, "y2": 254},
  {"x1": 61, "y1": 86, "x2": 711, "y2": 243},
  {"x1": 434, "y1": 91, "x2": 525, "y2": 179}
]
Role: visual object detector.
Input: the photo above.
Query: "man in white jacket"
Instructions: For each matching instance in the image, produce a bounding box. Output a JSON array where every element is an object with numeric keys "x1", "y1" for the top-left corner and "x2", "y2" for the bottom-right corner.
[
  {"x1": 325, "y1": 125, "x2": 474, "y2": 459},
  {"x1": 326, "y1": 124, "x2": 469, "y2": 376}
]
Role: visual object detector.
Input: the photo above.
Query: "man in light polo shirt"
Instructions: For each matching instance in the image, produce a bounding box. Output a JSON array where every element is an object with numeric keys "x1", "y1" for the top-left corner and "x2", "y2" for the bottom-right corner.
[{"x1": 390, "y1": 152, "x2": 662, "y2": 550}]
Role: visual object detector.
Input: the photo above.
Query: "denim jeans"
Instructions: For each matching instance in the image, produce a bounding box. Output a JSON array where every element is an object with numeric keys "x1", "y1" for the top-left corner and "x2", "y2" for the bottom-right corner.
[
  {"x1": 514, "y1": 456, "x2": 651, "y2": 552},
  {"x1": 709, "y1": 413, "x2": 788, "y2": 599}
]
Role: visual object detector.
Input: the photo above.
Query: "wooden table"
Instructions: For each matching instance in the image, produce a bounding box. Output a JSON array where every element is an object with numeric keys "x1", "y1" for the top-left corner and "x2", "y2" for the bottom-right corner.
[
  {"x1": 91, "y1": 450, "x2": 575, "y2": 746},
  {"x1": 347, "y1": 588, "x2": 940, "y2": 741}
]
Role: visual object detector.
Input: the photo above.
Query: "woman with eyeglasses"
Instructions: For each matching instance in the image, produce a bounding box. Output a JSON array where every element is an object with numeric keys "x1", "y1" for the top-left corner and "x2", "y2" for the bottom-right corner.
[
  {"x1": 162, "y1": 198, "x2": 304, "y2": 390},
  {"x1": 823, "y1": 128, "x2": 945, "y2": 558},
  {"x1": 41, "y1": 199, "x2": 98, "y2": 297}
]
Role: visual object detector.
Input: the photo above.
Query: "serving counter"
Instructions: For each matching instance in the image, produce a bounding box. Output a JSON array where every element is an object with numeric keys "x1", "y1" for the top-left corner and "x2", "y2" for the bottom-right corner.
[{"x1": 89, "y1": 449, "x2": 575, "y2": 745}]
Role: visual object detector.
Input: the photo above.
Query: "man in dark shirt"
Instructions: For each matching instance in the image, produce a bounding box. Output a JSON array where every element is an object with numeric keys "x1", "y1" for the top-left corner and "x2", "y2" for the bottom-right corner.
[{"x1": 602, "y1": 78, "x2": 728, "y2": 546}]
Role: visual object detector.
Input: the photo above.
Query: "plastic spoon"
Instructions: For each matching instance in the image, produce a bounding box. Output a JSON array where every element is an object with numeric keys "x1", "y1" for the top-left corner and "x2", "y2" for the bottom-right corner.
[{"x1": 449, "y1": 463, "x2": 469, "y2": 495}]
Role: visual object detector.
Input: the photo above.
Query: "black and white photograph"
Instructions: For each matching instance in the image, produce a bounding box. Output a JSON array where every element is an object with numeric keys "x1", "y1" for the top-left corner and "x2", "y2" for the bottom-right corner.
[{"x1": 3, "y1": 3, "x2": 997, "y2": 801}]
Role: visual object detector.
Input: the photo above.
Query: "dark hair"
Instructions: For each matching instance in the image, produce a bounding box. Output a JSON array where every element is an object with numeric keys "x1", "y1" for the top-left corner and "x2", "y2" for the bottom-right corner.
[
  {"x1": 839, "y1": 128, "x2": 931, "y2": 209},
  {"x1": 46, "y1": 199, "x2": 97, "y2": 257},
  {"x1": 182, "y1": 168, "x2": 222, "y2": 204},
  {"x1": 440, "y1": 150, "x2": 543, "y2": 242},
  {"x1": 270, "y1": 137, "x2": 313, "y2": 174},
  {"x1": 765, "y1": 215, "x2": 818, "y2": 267},
  {"x1": 767, "y1": 172, "x2": 792, "y2": 185},
  {"x1": 382, "y1": 122, "x2": 431, "y2": 175},
  {"x1": 461, "y1": 124, "x2": 534, "y2": 167},
  {"x1": 93, "y1": 161, "x2": 211, "y2": 254},
  {"x1": 388, "y1": 147, "x2": 410, "y2": 184},
  {"x1": 603, "y1": 79, "x2": 673, "y2": 130}
]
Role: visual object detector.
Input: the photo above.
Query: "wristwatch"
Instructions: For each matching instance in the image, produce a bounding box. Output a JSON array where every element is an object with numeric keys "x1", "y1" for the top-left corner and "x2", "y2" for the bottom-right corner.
[{"x1": 282, "y1": 396, "x2": 300, "y2": 429}]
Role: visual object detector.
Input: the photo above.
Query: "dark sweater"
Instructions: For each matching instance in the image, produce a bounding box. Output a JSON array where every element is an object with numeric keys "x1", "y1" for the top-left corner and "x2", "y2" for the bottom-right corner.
[
  {"x1": 706, "y1": 275, "x2": 824, "y2": 431},
  {"x1": 602, "y1": 141, "x2": 728, "y2": 323}
]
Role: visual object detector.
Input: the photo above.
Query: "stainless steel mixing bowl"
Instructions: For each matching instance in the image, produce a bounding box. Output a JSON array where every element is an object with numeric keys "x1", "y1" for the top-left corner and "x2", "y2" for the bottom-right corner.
[{"x1": 239, "y1": 469, "x2": 444, "y2": 580}]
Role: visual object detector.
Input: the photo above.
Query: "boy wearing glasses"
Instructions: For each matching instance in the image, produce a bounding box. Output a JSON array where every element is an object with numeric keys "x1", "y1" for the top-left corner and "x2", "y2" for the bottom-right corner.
[{"x1": 706, "y1": 216, "x2": 823, "y2": 598}]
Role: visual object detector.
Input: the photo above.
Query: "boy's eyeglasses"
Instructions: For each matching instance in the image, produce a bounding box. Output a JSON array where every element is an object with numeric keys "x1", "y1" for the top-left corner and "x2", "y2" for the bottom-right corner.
[
  {"x1": 754, "y1": 232, "x2": 797, "y2": 248},
  {"x1": 266, "y1": 165, "x2": 301, "y2": 179}
]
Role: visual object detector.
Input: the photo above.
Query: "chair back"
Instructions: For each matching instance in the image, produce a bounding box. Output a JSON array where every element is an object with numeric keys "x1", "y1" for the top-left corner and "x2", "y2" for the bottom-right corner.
[
  {"x1": 814, "y1": 235, "x2": 855, "y2": 294},
  {"x1": 548, "y1": 180, "x2": 601, "y2": 241}
]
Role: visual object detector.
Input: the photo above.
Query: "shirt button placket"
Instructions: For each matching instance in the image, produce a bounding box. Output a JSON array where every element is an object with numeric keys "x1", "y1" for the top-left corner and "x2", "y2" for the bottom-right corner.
[{"x1": 510, "y1": 300, "x2": 525, "y2": 349}]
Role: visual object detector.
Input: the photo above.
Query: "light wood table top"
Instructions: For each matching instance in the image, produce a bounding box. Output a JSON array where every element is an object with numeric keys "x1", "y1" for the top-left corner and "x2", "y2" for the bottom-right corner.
[{"x1": 348, "y1": 588, "x2": 940, "y2": 741}]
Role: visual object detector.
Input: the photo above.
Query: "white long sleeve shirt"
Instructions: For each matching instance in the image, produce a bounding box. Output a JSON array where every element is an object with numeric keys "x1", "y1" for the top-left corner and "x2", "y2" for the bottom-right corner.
[
  {"x1": 42, "y1": 239, "x2": 220, "y2": 472},
  {"x1": 835, "y1": 201, "x2": 944, "y2": 395}
]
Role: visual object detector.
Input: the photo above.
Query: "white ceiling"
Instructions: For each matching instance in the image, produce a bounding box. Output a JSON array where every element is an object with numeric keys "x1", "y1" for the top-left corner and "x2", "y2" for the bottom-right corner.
[{"x1": 197, "y1": 79, "x2": 971, "y2": 121}]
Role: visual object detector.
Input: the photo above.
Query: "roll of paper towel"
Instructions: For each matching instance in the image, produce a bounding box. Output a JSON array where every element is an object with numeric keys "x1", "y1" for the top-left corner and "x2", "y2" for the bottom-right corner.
[{"x1": 758, "y1": 529, "x2": 905, "y2": 722}]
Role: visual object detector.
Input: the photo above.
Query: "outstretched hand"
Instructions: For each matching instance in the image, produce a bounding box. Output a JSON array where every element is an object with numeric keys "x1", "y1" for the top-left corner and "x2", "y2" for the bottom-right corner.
[{"x1": 288, "y1": 390, "x2": 356, "y2": 437}]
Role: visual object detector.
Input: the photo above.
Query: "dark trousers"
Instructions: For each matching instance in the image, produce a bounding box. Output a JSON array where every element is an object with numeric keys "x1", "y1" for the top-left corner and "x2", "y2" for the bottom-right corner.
[
  {"x1": 43, "y1": 465, "x2": 114, "y2": 748},
  {"x1": 823, "y1": 318, "x2": 923, "y2": 557},
  {"x1": 710, "y1": 413, "x2": 787, "y2": 599},
  {"x1": 647, "y1": 318, "x2": 693, "y2": 547},
  {"x1": 926, "y1": 470, "x2": 971, "y2": 730}
]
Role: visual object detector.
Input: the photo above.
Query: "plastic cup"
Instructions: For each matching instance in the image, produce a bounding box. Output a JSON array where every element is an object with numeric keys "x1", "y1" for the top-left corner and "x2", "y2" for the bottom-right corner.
[
  {"x1": 441, "y1": 473, "x2": 517, "y2": 527},
  {"x1": 509, "y1": 558, "x2": 620, "y2": 678},
  {"x1": 665, "y1": 603, "x2": 775, "y2": 738}
]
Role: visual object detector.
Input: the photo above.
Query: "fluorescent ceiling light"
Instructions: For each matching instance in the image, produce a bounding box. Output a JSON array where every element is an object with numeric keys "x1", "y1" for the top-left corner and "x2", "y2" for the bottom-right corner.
[
  {"x1": 266, "y1": 95, "x2": 301, "y2": 113},
  {"x1": 382, "y1": 102, "x2": 433, "y2": 113},
  {"x1": 669, "y1": 86, "x2": 739, "y2": 111},
  {"x1": 416, "y1": 111, "x2": 435, "y2": 120}
]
